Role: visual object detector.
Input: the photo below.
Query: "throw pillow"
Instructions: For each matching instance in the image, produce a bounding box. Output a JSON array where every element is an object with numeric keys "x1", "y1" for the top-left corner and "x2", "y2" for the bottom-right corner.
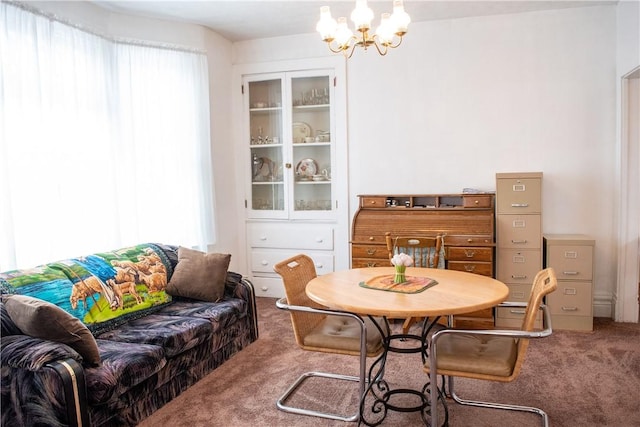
[
  {"x1": 4, "y1": 294, "x2": 101, "y2": 366},
  {"x1": 166, "y1": 247, "x2": 231, "y2": 302}
]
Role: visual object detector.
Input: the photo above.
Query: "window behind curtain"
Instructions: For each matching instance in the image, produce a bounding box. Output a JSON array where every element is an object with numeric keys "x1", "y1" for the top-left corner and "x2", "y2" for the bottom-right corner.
[{"x1": 0, "y1": 3, "x2": 215, "y2": 270}]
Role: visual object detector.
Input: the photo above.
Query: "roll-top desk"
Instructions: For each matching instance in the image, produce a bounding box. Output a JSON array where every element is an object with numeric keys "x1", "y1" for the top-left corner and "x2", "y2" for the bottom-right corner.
[{"x1": 351, "y1": 194, "x2": 496, "y2": 328}]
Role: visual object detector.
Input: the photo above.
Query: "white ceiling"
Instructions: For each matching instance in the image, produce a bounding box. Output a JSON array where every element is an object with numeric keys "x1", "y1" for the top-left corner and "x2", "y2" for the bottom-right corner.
[{"x1": 90, "y1": 0, "x2": 617, "y2": 42}]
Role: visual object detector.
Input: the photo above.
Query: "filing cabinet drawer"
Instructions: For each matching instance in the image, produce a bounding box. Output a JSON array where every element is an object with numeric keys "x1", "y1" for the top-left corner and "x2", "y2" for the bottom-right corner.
[
  {"x1": 497, "y1": 250, "x2": 542, "y2": 284},
  {"x1": 504, "y1": 283, "x2": 535, "y2": 302},
  {"x1": 547, "y1": 245, "x2": 593, "y2": 281},
  {"x1": 497, "y1": 215, "x2": 542, "y2": 249},
  {"x1": 496, "y1": 176, "x2": 542, "y2": 214},
  {"x1": 249, "y1": 223, "x2": 333, "y2": 250},
  {"x1": 447, "y1": 261, "x2": 493, "y2": 277},
  {"x1": 496, "y1": 306, "x2": 542, "y2": 328},
  {"x1": 447, "y1": 247, "x2": 493, "y2": 262},
  {"x1": 252, "y1": 250, "x2": 334, "y2": 275},
  {"x1": 547, "y1": 281, "x2": 592, "y2": 316}
]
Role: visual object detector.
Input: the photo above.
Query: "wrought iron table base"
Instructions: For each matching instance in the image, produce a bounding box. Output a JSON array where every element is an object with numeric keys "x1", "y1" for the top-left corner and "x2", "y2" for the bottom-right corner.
[{"x1": 358, "y1": 317, "x2": 449, "y2": 427}]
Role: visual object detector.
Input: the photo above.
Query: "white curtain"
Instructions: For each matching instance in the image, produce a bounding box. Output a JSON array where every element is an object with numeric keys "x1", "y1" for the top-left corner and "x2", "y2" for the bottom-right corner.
[{"x1": 0, "y1": 2, "x2": 215, "y2": 270}]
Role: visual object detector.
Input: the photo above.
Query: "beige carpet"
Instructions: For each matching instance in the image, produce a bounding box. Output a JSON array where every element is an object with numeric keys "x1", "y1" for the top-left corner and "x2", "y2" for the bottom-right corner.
[{"x1": 139, "y1": 297, "x2": 640, "y2": 427}]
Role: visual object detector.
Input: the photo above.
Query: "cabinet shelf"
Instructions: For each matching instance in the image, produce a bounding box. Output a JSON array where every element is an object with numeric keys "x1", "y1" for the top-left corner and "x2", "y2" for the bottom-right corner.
[
  {"x1": 250, "y1": 107, "x2": 282, "y2": 113},
  {"x1": 293, "y1": 141, "x2": 331, "y2": 146},
  {"x1": 293, "y1": 104, "x2": 330, "y2": 111},
  {"x1": 250, "y1": 143, "x2": 282, "y2": 148}
]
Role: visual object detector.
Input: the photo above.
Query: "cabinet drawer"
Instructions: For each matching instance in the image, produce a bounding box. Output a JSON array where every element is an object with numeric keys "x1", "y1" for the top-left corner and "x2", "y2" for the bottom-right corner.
[
  {"x1": 547, "y1": 281, "x2": 592, "y2": 316},
  {"x1": 547, "y1": 245, "x2": 593, "y2": 280},
  {"x1": 496, "y1": 306, "x2": 542, "y2": 328},
  {"x1": 252, "y1": 250, "x2": 334, "y2": 275},
  {"x1": 497, "y1": 249, "x2": 542, "y2": 284},
  {"x1": 447, "y1": 247, "x2": 493, "y2": 262},
  {"x1": 445, "y1": 235, "x2": 494, "y2": 247},
  {"x1": 504, "y1": 283, "x2": 534, "y2": 302},
  {"x1": 447, "y1": 262, "x2": 493, "y2": 277},
  {"x1": 496, "y1": 177, "x2": 542, "y2": 214},
  {"x1": 462, "y1": 195, "x2": 493, "y2": 208},
  {"x1": 351, "y1": 244, "x2": 388, "y2": 260},
  {"x1": 497, "y1": 215, "x2": 541, "y2": 249},
  {"x1": 249, "y1": 223, "x2": 333, "y2": 250},
  {"x1": 360, "y1": 197, "x2": 387, "y2": 208}
]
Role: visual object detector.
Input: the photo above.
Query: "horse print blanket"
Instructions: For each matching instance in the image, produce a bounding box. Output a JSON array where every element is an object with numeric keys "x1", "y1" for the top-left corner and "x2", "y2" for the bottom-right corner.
[{"x1": 0, "y1": 243, "x2": 175, "y2": 335}]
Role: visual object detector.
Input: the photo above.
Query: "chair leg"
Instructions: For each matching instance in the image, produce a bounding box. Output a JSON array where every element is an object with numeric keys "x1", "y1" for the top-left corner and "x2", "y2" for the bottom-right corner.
[
  {"x1": 402, "y1": 316, "x2": 420, "y2": 334},
  {"x1": 447, "y1": 376, "x2": 549, "y2": 427},
  {"x1": 276, "y1": 371, "x2": 361, "y2": 422}
]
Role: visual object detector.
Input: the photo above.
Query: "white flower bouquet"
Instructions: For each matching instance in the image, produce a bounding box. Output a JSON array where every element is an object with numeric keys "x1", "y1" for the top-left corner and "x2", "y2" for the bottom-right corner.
[{"x1": 390, "y1": 253, "x2": 413, "y2": 283}]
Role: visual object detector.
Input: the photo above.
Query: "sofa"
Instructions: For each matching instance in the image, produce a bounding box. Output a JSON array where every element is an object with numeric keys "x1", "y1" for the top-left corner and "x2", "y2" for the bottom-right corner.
[{"x1": 0, "y1": 243, "x2": 258, "y2": 427}]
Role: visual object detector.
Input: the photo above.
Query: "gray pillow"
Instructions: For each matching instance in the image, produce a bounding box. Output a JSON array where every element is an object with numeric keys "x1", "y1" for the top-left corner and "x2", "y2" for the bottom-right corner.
[
  {"x1": 166, "y1": 247, "x2": 231, "y2": 302},
  {"x1": 4, "y1": 294, "x2": 101, "y2": 366}
]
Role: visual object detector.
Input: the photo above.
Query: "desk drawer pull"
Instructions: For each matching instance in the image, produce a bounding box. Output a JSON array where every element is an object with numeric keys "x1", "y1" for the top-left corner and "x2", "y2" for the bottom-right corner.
[
  {"x1": 366, "y1": 262, "x2": 378, "y2": 267},
  {"x1": 464, "y1": 250, "x2": 475, "y2": 258},
  {"x1": 366, "y1": 249, "x2": 377, "y2": 255},
  {"x1": 464, "y1": 265, "x2": 476, "y2": 272}
]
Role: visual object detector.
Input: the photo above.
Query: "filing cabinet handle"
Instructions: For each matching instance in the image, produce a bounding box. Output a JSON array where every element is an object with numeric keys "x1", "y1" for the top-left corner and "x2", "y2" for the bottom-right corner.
[
  {"x1": 511, "y1": 203, "x2": 529, "y2": 207},
  {"x1": 561, "y1": 306, "x2": 578, "y2": 312},
  {"x1": 563, "y1": 271, "x2": 579, "y2": 275},
  {"x1": 511, "y1": 275, "x2": 527, "y2": 280},
  {"x1": 510, "y1": 309, "x2": 526, "y2": 315},
  {"x1": 464, "y1": 250, "x2": 475, "y2": 258},
  {"x1": 511, "y1": 239, "x2": 528, "y2": 244},
  {"x1": 366, "y1": 249, "x2": 377, "y2": 255},
  {"x1": 464, "y1": 265, "x2": 476, "y2": 272}
]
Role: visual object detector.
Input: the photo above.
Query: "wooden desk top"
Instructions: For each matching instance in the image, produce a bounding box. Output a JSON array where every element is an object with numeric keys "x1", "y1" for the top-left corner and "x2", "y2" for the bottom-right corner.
[{"x1": 306, "y1": 267, "x2": 509, "y2": 318}]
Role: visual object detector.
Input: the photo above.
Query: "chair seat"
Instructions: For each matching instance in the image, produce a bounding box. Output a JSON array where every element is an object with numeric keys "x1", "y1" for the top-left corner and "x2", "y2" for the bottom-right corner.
[
  {"x1": 304, "y1": 315, "x2": 382, "y2": 354},
  {"x1": 433, "y1": 333, "x2": 518, "y2": 377}
]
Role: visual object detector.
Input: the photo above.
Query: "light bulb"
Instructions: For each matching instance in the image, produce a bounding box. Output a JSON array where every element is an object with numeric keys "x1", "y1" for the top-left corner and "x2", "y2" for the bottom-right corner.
[
  {"x1": 334, "y1": 17, "x2": 354, "y2": 48},
  {"x1": 375, "y1": 13, "x2": 395, "y2": 45},
  {"x1": 391, "y1": 0, "x2": 410, "y2": 34},
  {"x1": 316, "y1": 6, "x2": 337, "y2": 41},
  {"x1": 350, "y1": 0, "x2": 374, "y2": 31}
]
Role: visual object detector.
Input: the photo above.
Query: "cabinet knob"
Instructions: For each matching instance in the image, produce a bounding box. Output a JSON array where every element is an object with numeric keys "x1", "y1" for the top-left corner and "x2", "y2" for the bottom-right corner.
[
  {"x1": 368, "y1": 236, "x2": 374, "y2": 241},
  {"x1": 467, "y1": 238, "x2": 473, "y2": 243},
  {"x1": 474, "y1": 200, "x2": 479, "y2": 204},
  {"x1": 259, "y1": 236, "x2": 267, "y2": 241},
  {"x1": 261, "y1": 286, "x2": 268, "y2": 291},
  {"x1": 315, "y1": 238, "x2": 324, "y2": 243},
  {"x1": 315, "y1": 263, "x2": 323, "y2": 269},
  {"x1": 260, "y1": 260, "x2": 268, "y2": 266},
  {"x1": 370, "y1": 200, "x2": 377, "y2": 205}
]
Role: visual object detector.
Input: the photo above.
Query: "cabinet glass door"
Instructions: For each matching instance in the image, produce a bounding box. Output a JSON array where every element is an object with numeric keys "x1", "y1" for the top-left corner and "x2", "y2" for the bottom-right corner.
[
  {"x1": 290, "y1": 72, "x2": 334, "y2": 217},
  {"x1": 247, "y1": 77, "x2": 285, "y2": 217}
]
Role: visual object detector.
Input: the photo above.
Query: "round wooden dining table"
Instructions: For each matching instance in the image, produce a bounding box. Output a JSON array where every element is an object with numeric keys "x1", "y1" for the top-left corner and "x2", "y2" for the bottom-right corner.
[
  {"x1": 306, "y1": 266, "x2": 509, "y2": 319},
  {"x1": 306, "y1": 266, "x2": 509, "y2": 427}
]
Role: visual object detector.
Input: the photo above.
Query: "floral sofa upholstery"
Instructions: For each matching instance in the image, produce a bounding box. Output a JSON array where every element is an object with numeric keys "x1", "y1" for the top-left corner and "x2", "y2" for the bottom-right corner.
[{"x1": 0, "y1": 243, "x2": 258, "y2": 427}]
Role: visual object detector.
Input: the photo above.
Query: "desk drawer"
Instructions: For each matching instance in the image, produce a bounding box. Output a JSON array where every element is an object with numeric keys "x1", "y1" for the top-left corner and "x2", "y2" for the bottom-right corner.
[
  {"x1": 352, "y1": 244, "x2": 388, "y2": 261},
  {"x1": 445, "y1": 235, "x2": 494, "y2": 247},
  {"x1": 360, "y1": 197, "x2": 387, "y2": 208},
  {"x1": 447, "y1": 261, "x2": 493, "y2": 277},
  {"x1": 352, "y1": 258, "x2": 388, "y2": 268},
  {"x1": 448, "y1": 247, "x2": 493, "y2": 262},
  {"x1": 463, "y1": 195, "x2": 493, "y2": 208}
]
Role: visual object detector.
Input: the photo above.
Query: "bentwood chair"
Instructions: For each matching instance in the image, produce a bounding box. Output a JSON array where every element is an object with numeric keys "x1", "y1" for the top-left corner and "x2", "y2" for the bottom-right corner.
[
  {"x1": 273, "y1": 254, "x2": 383, "y2": 422},
  {"x1": 385, "y1": 232, "x2": 445, "y2": 334},
  {"x1": 425, "y1": 268, "x2": 558, "y2": 427}
]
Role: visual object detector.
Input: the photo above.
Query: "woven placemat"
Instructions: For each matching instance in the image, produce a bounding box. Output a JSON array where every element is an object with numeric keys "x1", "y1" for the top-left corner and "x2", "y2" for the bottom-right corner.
[{"x1": 359, "y1": 275, "x2": 438, "y2": 294}]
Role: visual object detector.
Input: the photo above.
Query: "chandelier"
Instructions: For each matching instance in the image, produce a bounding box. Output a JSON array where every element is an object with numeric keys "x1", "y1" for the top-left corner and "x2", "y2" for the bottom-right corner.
[{"x1": 316, "y1": 0, "x2": 411, "y2": 58}]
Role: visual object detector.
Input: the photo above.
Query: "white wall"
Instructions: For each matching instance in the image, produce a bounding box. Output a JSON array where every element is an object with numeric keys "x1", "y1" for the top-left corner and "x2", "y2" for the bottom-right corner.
[{"x1": 234, "y1": 5, "x2": 620, "y2": 315}]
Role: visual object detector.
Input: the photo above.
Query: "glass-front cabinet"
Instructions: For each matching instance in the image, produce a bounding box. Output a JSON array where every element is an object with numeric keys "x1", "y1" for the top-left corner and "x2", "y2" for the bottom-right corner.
[{"x1": 245, "y1": 70, "x2": 336, "y2": 219}]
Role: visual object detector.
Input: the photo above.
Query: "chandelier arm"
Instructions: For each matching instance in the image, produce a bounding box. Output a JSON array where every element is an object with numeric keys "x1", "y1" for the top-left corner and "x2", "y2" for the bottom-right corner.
[
  {"x1": 388, "y1": 35, "x2": 404, "y2": 49},
  {"x1": 346, "y1": 42, "x2": 359, "y2": 59},
  {"x1": 372, "y1": 39, "x2": 388, "y2": 56}
]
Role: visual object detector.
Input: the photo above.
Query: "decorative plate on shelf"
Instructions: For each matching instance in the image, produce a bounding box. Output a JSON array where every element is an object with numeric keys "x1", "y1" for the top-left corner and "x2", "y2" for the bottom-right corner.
[
  {"x1": 295, "y1": 158, "x2": 318, "y2": 178},
  {"x1": 292, "y1": 122, "x2": 311, "y2": 143}
]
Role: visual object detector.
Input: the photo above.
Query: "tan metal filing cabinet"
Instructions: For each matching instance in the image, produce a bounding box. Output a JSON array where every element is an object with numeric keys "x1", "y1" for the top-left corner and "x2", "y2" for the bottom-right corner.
[
  {"x1": 495, "y1": 172, "x2": 543, "y2": 328},
  {"x1": 544, "y1": 234, "x2": 595, "y2": 331}
]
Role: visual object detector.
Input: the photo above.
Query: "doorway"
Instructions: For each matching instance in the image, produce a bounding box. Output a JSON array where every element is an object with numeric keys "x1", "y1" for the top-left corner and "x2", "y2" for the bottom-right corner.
[{"x1": 616, "y1": 66, "x2": 640, "y2": 322}]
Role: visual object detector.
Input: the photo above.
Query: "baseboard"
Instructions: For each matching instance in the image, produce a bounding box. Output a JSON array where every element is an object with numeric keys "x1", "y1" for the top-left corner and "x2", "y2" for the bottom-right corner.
[{"x1": 594, "y1": 290, "x2": 613, "y2": 318}]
